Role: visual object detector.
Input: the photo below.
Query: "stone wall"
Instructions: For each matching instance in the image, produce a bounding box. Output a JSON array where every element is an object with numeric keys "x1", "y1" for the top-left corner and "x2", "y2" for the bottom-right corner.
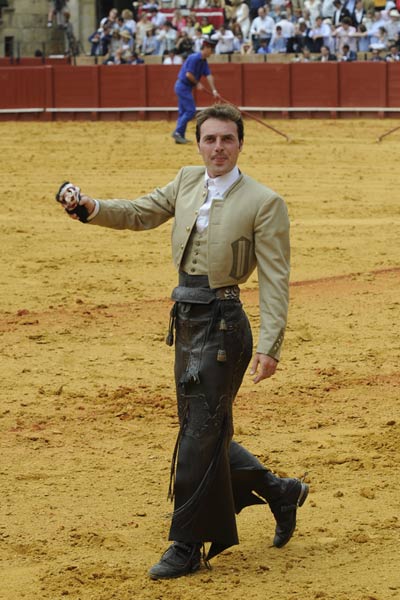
[
  {"x1": 75, "y1": 0, "x2": 97, "y2": 56},
  {"x1": 0, "y1": 0, "x2": 97, "y2": 57}
]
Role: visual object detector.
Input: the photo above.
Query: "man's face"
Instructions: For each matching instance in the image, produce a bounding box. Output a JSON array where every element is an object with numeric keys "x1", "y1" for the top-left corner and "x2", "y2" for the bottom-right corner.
[
  {"x1": 202, "y1": 45, "x2": 213, "y2": 58},
  {"x1": 198, "y1": 118, "x2": 243, "y2": 178}
]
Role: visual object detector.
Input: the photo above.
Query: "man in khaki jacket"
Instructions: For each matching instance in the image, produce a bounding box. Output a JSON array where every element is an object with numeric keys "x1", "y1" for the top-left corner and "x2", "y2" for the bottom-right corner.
[{"x1": 57, "y1": 104, "x2": 308, "y2": 580}]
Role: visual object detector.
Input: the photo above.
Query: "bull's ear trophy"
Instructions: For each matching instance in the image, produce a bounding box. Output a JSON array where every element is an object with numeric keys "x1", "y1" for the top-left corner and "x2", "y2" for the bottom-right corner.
[{"x1": 56, "y1": 182, "x2": 89, "y2": 222}]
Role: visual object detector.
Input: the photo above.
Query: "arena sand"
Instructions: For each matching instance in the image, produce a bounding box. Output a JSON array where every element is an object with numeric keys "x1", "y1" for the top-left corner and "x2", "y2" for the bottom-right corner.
[{"x1": 0, "y1": 118, "x2": 399, "y2": 600}]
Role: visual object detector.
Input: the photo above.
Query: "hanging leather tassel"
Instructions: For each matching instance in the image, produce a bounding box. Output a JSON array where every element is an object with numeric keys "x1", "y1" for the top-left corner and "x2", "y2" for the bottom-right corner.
[
  {"x1": 217, "y1": 317, "x2": 227, "y2": 362},
  {"x1": 165, "y1": 303, "x2": 177, "y2": 346}
]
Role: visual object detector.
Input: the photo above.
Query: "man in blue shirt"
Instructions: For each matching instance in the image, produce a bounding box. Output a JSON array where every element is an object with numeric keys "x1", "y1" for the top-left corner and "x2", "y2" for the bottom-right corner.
[{"x1": 172, "y1": 39, "x2": 219, "y2": 144}]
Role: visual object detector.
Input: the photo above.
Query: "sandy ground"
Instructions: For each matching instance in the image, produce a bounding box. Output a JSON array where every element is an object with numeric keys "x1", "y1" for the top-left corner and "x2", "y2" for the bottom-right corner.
[{"x1": 1, "y1": 118, "x2": 400, "y2": 600}]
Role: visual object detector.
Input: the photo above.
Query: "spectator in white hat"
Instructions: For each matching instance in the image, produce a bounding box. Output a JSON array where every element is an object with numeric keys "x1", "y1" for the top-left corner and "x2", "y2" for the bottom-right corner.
[{"x1": 385, "y1": 9, "x2": 400, "y2": 42}]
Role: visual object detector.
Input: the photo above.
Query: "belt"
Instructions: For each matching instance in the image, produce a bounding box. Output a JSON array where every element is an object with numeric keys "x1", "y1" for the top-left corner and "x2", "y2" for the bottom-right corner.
[
  {"x1": 215, "y1": 286, "x2": 240, "y2": 300},
  {"x1": 166, "y1": 275, "x2": 241, "y2": 347},
  {"x1": 175, "y1": 272, "x2": 240, "y2": 302}
]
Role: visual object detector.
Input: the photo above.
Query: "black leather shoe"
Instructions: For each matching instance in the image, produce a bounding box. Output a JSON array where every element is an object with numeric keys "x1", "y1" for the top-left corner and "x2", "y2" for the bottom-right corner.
[
  {"x1": 269, "y1": 479, "x2": 309, "y2": 548},
  {"x1": 148, "y1": 542, "x2": 201, "y2": 580}
]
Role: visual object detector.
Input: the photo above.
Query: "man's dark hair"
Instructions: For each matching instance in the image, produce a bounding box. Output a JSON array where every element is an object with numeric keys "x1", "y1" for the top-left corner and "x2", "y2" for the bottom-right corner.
[{"x1": 195, "y1": 104, "x2": 244, "y2": 143}]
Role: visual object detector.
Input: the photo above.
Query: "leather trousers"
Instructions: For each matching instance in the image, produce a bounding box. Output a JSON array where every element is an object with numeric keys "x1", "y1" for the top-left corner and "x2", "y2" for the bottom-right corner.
[{"x1": 167, "y1": 275, "x2": 286, "y2": 560}]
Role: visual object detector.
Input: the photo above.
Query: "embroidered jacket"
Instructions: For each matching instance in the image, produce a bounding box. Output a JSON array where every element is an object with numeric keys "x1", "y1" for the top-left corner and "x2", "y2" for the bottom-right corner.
[{"x1": 90, "y1": 166, "x2": 290, "y2": 359}]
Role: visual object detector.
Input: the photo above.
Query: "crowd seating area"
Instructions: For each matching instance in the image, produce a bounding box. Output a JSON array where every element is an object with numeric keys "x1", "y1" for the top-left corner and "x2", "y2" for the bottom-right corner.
[
  {"x1": 3, "y1": 1, "x2": 400, "y2": 64},
  {"x1": 81, "y1": 1, "x2": 400, "y2": 65}
]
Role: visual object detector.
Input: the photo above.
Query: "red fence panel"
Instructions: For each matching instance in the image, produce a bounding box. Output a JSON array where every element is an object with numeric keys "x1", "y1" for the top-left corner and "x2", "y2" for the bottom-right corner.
[
  {"x1": 53, "y1": 66, "x2": 99, "y2": 108},
  {"x1": 291, "y1": 63, "x2": 339, "y2": 107},
  {"x1": 100, "y1": 65, "x2": 147, "y2": 107},
  {"x1": 146, "y1": 65, "x2": 179, "y2": 107},
  {"x1": 16, "y1": 58, "x2": 44, "y2": 66},
  {"x1": 242, "y1": 64, "x2": 290, "y2": 106},
  {"x1": 387, "y1": 63, "x2": 400, "y2": 108},
  {"x1": 1, "y1": 63, "x2": 398, "y2": 116},
  {"x1": 197, "y1": 63, "x2": 243, "y2": 107},
  {"x1": 339, "y1": 62, "x2": 387, "y2": 107},
  {"x1": 0, "y1": 67, "x2": 47, "y2": 108}
]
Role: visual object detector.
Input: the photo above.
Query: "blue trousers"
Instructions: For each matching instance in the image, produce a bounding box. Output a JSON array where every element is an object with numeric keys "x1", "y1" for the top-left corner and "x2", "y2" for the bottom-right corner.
[{"x1": 174, "y1": 80, "x2": 196, "y2": 138}]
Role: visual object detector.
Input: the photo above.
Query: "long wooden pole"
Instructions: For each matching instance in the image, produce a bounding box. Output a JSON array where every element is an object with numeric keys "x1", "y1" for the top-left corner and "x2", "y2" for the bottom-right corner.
[
  {"x1": 203, "y1": 89, "x2": 292, "y2": 142},
  {"x1": 376, "y1": 124, "x2": 400, "y2": 143}
]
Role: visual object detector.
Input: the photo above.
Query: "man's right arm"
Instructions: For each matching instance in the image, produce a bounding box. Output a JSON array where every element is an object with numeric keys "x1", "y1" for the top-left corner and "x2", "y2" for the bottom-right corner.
[{"x1": 60, "y1": 171, "x2": 182, "y2": 231}]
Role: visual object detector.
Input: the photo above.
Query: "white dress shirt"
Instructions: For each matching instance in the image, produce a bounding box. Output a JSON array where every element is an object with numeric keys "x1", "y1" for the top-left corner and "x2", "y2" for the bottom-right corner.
[{"x1": 196, "y1": 167, "x2": 240, "y2": 233}]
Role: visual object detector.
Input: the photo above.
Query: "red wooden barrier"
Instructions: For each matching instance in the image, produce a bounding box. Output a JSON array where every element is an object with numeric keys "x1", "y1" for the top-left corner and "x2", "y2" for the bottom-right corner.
[
  {"x1": 291, "y1": 63, "x2": 339, "y2": 107},
  {"x1": 0, "y1": 67, "x2": 47, "y2": 108},
  {"x1": 99, "y1": 65, "x2": 146, "y2": 107},
  {"x1": 197, "y1": 63, "x2": 243, "y2": 107},
  {"x1": 242, "y1": 64, "x2": 290, "y2": 107},
  {"x1": 387, "y1": 63, "x2": 400, "y2": 108},
  {"x1": 146, "y1": 65, "x2": 178, "y2": 107},
  {"x1": 53, "y1": 66, "x2": 99, "y2": 108},
  {"x1": 14, "y1": 58, "x2": 44, "y2": 66},
  {"x1": 0, "y1": 63, "x2": 399, "y2": 119},
  {"x1": 0, "y1": 57, "x2": 70, "y2": 66},
  {"x1": 339, "y1": 62, "x2": 387, "y2": 107}
]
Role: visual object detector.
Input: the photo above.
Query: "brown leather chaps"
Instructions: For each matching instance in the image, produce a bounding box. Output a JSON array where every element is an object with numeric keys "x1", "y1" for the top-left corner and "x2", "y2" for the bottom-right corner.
[{"x1": 167, "y1": 274, "x2": 278, "y2": 560}]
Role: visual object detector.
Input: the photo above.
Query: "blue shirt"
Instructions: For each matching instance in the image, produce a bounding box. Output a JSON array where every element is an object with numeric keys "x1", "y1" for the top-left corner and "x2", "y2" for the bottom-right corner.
[{"x1": 177, "y1": 52, "x2": 211, "y2": 87}]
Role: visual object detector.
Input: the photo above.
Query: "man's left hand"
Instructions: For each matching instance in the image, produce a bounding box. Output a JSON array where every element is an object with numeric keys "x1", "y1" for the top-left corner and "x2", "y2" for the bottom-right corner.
[{"x1": 249, "y1": 353, "x2": 278, "y2": 384}]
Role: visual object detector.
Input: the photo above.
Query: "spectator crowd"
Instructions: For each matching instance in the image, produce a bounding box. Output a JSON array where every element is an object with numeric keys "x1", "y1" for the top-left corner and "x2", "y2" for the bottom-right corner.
[{"x1": 86, "y1": 0, "x2": 400, "y2": 64}]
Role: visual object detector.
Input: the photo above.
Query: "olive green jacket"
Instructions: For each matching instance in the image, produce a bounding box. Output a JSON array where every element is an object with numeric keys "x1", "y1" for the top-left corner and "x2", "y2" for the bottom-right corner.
[{"x1": 90, "y1": 166, "x2": 290, "y2": 359}]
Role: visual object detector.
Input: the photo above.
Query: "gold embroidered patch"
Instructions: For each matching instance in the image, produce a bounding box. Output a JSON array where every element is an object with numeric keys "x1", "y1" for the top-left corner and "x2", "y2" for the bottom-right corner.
[
  {"x1": 268, "y1": 328, "x2": 285, "y2": 357},
  {"x1": 229, "y1": 236, "x2": 251, "y2": 280}
]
